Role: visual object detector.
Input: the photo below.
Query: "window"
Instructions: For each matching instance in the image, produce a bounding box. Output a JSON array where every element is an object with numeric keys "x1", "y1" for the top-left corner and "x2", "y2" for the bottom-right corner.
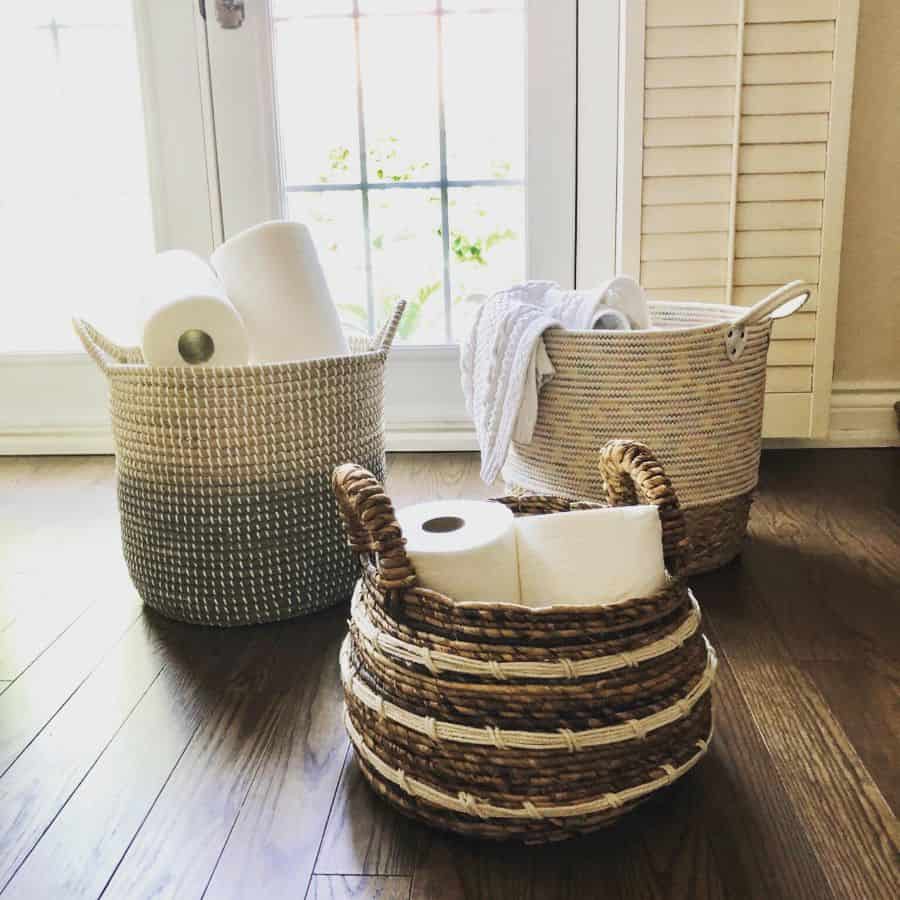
[
  {"x1": 1, "y1": 0, "x2": 618, "y2": 451},
  {"x1": 273, "y1": 1, "x2": 526, "y2": 344},
  {"x1": 1, "y1": 3, "x2": 156, "y2": 352}
]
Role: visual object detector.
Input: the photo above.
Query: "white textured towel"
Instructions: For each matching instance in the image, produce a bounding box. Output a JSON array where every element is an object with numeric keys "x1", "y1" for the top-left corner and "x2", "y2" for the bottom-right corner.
[{"x1": 461, "y1": 277, "x2": 648, "y2": 484}]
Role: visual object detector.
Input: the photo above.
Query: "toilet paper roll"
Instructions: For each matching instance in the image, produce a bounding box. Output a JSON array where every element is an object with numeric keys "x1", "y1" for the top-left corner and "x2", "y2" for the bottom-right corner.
[
  {"x1": 138, "y1": 250, "x2": 250, "y2": 368},
  {"x1": 515, "y1": 505, "x2": 666, "y2": 608},
  {"x1": 397, "y1": 500, "x2": 520, "y2": 605},
  {"x1": 210, "y1": 220, "x2": 350, "y2": 363}
]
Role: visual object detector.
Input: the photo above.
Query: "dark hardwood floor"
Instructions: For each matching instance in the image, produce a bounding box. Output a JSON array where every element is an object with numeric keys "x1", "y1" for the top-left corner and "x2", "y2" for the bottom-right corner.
[{"x1": 0, "y1": 450, "x2": 897, "y2": 899}]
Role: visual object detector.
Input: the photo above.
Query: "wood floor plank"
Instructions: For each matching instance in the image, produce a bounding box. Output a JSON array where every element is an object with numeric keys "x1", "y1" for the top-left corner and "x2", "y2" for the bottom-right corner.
[
  {"x1": 804, "y1": 660, "x2": 900, "y2": 814},
  {"x1": 100, "y1": 627, "x2": 285, "y2": 899},
  {"x1": 0, "y1": 614, "x2": 166, "y2": 890},
  {"x1": 699, "y1": 586, "x2": 900, "y2": 899},
  {"x1": 315, "y1": 753, "x2": 425, "y2": 877},
  {"x1": 0, "y1": 588, "x2": 143, "y2": 776},
  {"x1": 307, "y1": 875, "x2": 412, "y2": 900},
  {"x1": 203, "y1": 609, "x2": 351, "y2": 900},
  {"x1": 2, "y1": 622, "x2": 274, "y2": 900}
]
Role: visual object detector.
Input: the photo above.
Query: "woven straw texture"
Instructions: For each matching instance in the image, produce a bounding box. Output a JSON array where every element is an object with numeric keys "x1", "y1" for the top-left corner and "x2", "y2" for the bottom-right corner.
[
  {"x1": 333, "y1": 440, "x2": 717, "y2": 843},
  {"x1": 73, "y1": 301, "x2": 404, "y2": 627},
  {"x1": 504, "y1": 284, "x2": 810, "y2": 574}
]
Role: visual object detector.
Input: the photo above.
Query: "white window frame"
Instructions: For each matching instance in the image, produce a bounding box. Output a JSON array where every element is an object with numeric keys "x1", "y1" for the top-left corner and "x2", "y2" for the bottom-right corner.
[{"x1": 0, "y1": 0, "x2": 620, "y2": 453}]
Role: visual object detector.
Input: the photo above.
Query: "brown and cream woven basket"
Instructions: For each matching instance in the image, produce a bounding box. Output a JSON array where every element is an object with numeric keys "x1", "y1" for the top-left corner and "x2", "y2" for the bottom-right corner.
[
  {"x1": 73, "y1": 300, "x2": 404, "y2": 627},
  {"x1": 504, "y1": 282, "x2": 811, "y2": 575},
  {"x1": 333, "y1": 439, "x2": 717, "y2": 843}
]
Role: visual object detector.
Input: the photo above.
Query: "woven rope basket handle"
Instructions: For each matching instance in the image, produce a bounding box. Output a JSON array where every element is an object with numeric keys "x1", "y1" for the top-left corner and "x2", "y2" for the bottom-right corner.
[
  {"x1": 597, "y1": 440, "x2": 690, "y2": 576},
  {"x1": 73, "y1": 318, "x2": 144, "y2": 374},
  {"x1": 724, "y1": 281, "x2": 811, "y2": 362},
  {"x1": 332, "y1": 464, "x2": 417, "y2": 599},
  {"x1": 370, "y1": 299, "x2": 407, "y2": 354}
]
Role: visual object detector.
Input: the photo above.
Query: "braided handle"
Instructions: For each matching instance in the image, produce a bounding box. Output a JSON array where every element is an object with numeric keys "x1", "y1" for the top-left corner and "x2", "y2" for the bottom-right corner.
[
  {"x1": 332, "y1": 464, "x2": 417, "y2": 597},
  {"x1": 371, "y1": 299, "x2": 406, "y2": 353},
  {"x1": 73, "y1": 318, "x2": 143, "y2": 375},
  {"x1": 598, "y1": 440, "x2": 690, "y2": 575}
]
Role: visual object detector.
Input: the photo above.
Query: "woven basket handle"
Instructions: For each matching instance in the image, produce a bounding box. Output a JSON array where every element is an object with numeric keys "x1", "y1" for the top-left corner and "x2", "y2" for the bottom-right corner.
[
  {"x1": 332, "y1": 464, "x2": 417, "y2": 597},
  {"x1": 724, "y1": 281, "x2": 810, "y2": 361},
  {"x1": 72, "y1": 318, "x2": 143, "y2": 375},
  {"x1": 370, "y1": 299, "x2": 407, "y2": 354},
  {"x1": 598, "y1": 440, "x2": 690, "y2": 576}
]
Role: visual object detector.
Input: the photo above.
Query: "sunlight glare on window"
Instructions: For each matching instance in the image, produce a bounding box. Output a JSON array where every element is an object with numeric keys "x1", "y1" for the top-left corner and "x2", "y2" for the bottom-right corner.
[{"x1": 272, "y1": 0, "x2": 526, "y2": 344}]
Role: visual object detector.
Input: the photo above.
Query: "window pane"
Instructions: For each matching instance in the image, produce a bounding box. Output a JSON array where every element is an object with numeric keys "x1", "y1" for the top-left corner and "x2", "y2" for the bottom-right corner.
[
  {"x1": 287, "y1": 191, "x2": 369, "y2": 336},
  {"x1": 275, "y1": 19, "x2": 360, "y2": 186},
  {"x1": 368, "y1": 189, "x2": 445, "y2": 344},
  {"x1": 359, "y1": 1, "x2": 437, "y2": 12},
  {"x1": 273, "y1": 1, "x2": 353, "y2": 17},
  {"x1": 449, "y1": 185, "x2": 525, "y2": 341},
  {"x1": 359, "y1": 15, "x2": 440, "y2": 184},
  {"x1": 0, "y1": 9, "x2": 155, "y2": 351},
  {"x1": 443, "y1": 10, "x2": 525, "y2": 181}
]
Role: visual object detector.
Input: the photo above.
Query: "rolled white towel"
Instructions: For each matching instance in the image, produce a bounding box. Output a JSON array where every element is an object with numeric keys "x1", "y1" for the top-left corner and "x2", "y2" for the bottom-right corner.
[
  {"x1": 210, "y1": 220, "x2": 349, "y2": 363},
  {"x1": 602, "y1": 274, "x2": 651, "y2": 330}
]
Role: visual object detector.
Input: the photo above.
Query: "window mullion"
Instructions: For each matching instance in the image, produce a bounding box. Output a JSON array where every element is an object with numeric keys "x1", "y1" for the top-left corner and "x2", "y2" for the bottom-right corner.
[
  {"x1": 352, "y1": 1, "x2": 376, "y2": 334},
  {"x1": 435, "y1": 1, "x2": 453, "y2": 343}
]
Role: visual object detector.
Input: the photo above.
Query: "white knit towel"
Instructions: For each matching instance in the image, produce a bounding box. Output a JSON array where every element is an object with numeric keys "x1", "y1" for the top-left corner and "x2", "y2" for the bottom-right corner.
[{"x1": 460, "y1": 277, "x2": 648, "y2": 484}]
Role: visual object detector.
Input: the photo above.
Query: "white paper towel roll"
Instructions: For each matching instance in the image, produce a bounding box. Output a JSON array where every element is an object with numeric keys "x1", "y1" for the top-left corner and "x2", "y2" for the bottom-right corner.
[
  {"x1": 515, "y1": 506, "x2": 666, "y2": 608},
  {"x1": 138, "y1": 250, "x2": 249, "y2": 368},
  {"x1": 210, "y1": 220, "x2": 350, "y2": 363},
  {"x1": 397, "y1": 500, "x2": 520, "y2": 605}
]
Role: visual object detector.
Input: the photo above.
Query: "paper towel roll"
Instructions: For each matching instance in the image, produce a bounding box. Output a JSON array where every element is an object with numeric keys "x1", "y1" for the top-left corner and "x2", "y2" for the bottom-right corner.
[
  {"x1": 515, "y1": 505, "x2": 666, "y2": 608},
  {"x1": 138, "y1": 250, "x2": 250, "y2": 368},
  {"x1": 210, "y1": 220, "x2": 350, "y2": 363},
  {"x1": 397, "y1": 500, "x2": 520, "y2": 605}
]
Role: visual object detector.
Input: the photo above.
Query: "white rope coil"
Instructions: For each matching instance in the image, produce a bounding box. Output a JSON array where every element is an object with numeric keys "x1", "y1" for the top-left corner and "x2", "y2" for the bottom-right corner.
[
  {"x1": 344, "y1": 707, "x2": 714, "y2": 822},
  {"x1": 350, "y1": 585, "x2": 702, "y2": 682},
  {"x1": 340, "y1": 635, "x2": 717, "y2": 751}
]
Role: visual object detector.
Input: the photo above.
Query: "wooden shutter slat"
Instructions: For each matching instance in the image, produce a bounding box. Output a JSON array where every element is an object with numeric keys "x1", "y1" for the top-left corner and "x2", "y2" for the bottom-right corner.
[
  {"x1": 641, "y1": 232, "x2": 728, "y2": 261},
  {"x1": 644, "y1": 175, "x2": 732, "y2": 204},
  {"x1": 644, "y1": 146, "x2": 733, "y2": 176},
  {"x1": 646, "y1": 286, "x2": 727, "y2": 302},
  {"x1": 766, "y1": 366, "x2": 813, "y2": 392},
  {"x1": 742, "y1": 83, "x2": 832, "y2": 116},
  {"x1": 646, "y1": 26, "x2": 737, "y2": 59},
  {"x1": 743, "y1": 52, "x2": 833, "y2": 84},
  {"x1": 735, "y1": 200, "x2": 823, "y2": 230},
  {"x1": 762, "y1": 393, "x2": 812, "y2": 436},
  {"x1": 645, "y1": 86, "x2": 735, "y2": 118},
  {"x1": 744, "y1": 22, "x2": 835, "y2": 54},
  {"x1": 735, "y1": 229, "x2": 821, "y2": 258},
  {"x1": 646, "y1": 0, "x2": 738, "y2": 28},
  {"x1": 642, "y1": 204, "x2": 731, "y2": 234},
  {"x1": 644, "y1": 117, "x2": 735, "y2": 147},
  {"x1": 738, "y1": 172, "x2": 825, "y2": 201},
  {"x1": 771, "y1": 312, "x2": 817, "y2": 339},
  {"x1": 745, "y1": 0, "x2": 838, "y2": 24},
  {"x1": 733, "y1": 256, "x2": 820, "y2": 285},
  {"x1": 641, "y1": 259, "x2": 728, "y2": 288},
  {"x1": 741, "y1": 113, "x2": 829, "y2": 144},
  {"x1": 767, "y1": 340, "x2": 816, "y2": 367},
  {"x1": 646, "y1": 56, "x2": 737, "y2": 89},
  {"x1": 739, "y1": 143, "x2": 827, "y2": 174}
]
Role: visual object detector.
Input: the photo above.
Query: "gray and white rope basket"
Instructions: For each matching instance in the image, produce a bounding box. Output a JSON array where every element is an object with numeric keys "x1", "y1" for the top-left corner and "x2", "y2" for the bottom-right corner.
[
  {"x1": 504, "y1": 281, "x2": 811, "y2": 574},
  {"x1": 74, "y1": 300, "x2": 404, "y2": 627}
]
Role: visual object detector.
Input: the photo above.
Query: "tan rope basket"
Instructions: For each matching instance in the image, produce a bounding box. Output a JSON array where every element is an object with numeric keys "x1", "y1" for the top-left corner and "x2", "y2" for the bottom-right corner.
[
  {"x1": 504, "y1": 282, "x2": 811, "y2": 574},
  {"x1": 73, "y1": 300, "x2": 404, "y2": 627},
  {"x1": 332, "y1": 440, "x2": 716, "y2": 843}
]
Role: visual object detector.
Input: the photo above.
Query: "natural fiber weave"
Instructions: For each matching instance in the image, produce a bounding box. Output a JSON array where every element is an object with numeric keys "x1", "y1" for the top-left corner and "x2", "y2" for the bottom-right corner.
[
  {"x1": 333, "y1": 439, "x2": 717, "y2": 842},
  {"x1": 73, "y1": 301, "x2": 404, "y2": 627},
  {"x1": 504, "y1": 283, "x2": 811, "y2": 574}
]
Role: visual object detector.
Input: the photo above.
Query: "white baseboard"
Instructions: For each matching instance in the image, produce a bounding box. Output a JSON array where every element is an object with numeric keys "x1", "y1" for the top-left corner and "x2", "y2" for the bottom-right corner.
[{"x1": 825, "y1": 381, "x2": 900, "y2": 447}]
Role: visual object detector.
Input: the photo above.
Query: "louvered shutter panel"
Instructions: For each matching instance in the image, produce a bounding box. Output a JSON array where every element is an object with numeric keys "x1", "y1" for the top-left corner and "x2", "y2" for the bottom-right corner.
[{"x1": 618, "y1": 0, "x2": 859, "y2": 438}]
